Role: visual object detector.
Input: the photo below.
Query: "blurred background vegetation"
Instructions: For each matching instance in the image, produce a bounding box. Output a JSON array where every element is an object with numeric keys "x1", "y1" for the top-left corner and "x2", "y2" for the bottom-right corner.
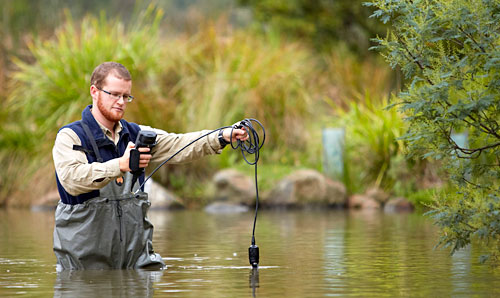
[{"x1": 0, "y1": 0, "x2": 441, "y2": 208}]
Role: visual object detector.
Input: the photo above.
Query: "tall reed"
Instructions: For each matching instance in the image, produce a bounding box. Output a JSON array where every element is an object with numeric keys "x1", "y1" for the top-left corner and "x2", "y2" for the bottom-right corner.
[
  {"x1": 321, "y1": 45, "x2": 397, "y2": 109},
  {"x1": 1, "y1": 6, "x2": 399, "y2": 206},
  {"x1": 160, "y1": 23, "x2": 315, "y2": 158},
  {"x1": 332, "y1": 93, "x2": 408, "y2": 194},
  {"x1": 137, "y1": 21, "x2": 319, "y2": 201},
  {"x1": 1, "y1": 5, "x2": 165, "y2": 206}
]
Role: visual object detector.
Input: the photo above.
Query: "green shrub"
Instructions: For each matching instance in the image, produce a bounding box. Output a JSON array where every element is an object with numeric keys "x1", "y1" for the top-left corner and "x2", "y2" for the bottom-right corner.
[
  {"x1": 369, "y1": 0, "x2": 500, "y2": 263},
  {"x1": 160, "y1": 24, "x2": 315, "y2": 159},
  {"x1": 1, "y1": 6, "x2": 319, "y2": 205},
  {"x1": 1, "y1": 5, "x2": 398, "y2": 207},
  {"x1": 321, "y1": 45, "x2": 396, "y2": 109},
  {"x1": 238, "y1": 0, "x2": 387, "y2": 53},
  {"x1": 1, "y1": 5, "x2": 165, "y2": 206},
  {"x1": 8, "y1": 6, "x2": 164, "y2": 137},
  {"x1": 330, "y1": 94, "x2": 408, "y2": 193},
  {"x1": 143, "y1": 23, "x2": 319, "y2": 201}
]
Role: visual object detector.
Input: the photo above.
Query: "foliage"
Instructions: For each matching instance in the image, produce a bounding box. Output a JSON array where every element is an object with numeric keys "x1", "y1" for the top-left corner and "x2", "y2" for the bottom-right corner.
[
  {"x1": 140, "y1": 21, "x2": 318, "y2": 201},
  {"x1": 0, "y1": 5, "x2": 165, "y2": 206},
  {"x1": 405, "y1": 186, "x2": 448, "y2": 210},
  {"x1": 0, "y1": 5, "x2": 320, "y2": 205},
  {"x1": 320, "y1": 45, "x2": 397, "y2": 109},
  {"x1": 427, "y1": 187, "x2": 500, "y2": 264},
  {"x1": 160, "y1": 23, "x2": 315, "y2": 163},
  {"x1": 8, "y1": 5, "x2": 164, "y2": 142},
  {"x1": 331, "y1": 94, "x2": 408, "y2": 194},
  {"x1": 369, "y1": 0, "x2": 500, "y2": 263},
  {"x1": 0, "y1": 0, "x2": 143, "y2": 99},
  {"x1": 238, "y1": 0, "x2": 387, "y2": 53},
  {"x1": 0, "y1": 4, "x2": 400, "y2": 207}
]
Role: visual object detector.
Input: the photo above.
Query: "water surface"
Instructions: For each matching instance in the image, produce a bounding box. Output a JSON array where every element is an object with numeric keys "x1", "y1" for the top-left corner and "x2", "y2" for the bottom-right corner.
[{"x1": 0, "y1": 208, "x2": 498, "y2": 297}]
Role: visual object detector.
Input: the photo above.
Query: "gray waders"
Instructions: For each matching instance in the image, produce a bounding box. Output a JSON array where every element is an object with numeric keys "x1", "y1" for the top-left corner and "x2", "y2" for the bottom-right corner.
[{"x1": 53, "y1": 172, "x2": 164, "y2": 270}]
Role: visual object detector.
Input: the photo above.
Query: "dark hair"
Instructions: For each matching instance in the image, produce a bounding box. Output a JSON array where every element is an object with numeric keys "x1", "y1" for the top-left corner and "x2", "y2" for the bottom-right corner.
[{"x1": 90, "y1": 62, "x2": 131, "y2": 88}]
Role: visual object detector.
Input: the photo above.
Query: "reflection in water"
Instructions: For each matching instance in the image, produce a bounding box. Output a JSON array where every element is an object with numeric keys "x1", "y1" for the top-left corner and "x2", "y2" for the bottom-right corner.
[
  {"x1": 53, "y1": 269, "x2": 163, "y2": 298},
  {"x1": 1, "y1": 209, "x2": 500, "y2": 297},
  {"x1": 249, "y1": 268, "x2": 259, "y2": 297},
  {"x1": 324, "y1": 222, "x2": 345, "y2": 288},
  {"x1": 451, "y1": 248, "x2": 472, "y2": 296}
]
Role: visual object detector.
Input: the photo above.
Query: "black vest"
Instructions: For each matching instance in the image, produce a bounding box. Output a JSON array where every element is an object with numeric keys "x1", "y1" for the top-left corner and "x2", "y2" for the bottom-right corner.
[{"x1": 55, "y1": 105, "x2": 143, "y2": 205}]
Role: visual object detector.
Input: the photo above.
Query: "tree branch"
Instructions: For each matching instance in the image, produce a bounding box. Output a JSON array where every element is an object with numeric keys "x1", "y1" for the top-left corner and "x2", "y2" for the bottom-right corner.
[
  {"x1": 458, "y1": 26, "x2": 486, "y2": 53},
  {"x1": 395, "y1": 33, "x2": 435, "y2": 85},
  {"x1": 452, "y1": 140, "x2": 500, "y2": 157},
  {"x1": 462, "y1": 177, "x2": 494, "y2": 191}
]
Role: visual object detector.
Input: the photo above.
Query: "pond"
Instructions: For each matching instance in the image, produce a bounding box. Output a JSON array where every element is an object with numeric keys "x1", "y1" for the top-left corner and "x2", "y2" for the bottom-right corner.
[{"x1": 0, "y1": 208, "x2": 499, "y2": 297}]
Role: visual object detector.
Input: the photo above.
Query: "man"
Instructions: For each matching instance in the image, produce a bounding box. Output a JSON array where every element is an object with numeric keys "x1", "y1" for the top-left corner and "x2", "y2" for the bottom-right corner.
[{"x1": 52, "y1": 62, "x2": 248, "y2": 270}]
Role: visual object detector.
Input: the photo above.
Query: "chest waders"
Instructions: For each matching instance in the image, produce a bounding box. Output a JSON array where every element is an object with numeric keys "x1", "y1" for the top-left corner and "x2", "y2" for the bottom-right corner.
[{"x1": 53, "y1": 122, "x2": 164, "y2": 270}]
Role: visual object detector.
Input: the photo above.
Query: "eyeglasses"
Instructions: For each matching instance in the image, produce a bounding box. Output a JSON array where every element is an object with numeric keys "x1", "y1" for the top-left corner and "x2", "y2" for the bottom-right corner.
[{"x1": 97, "y1": 87, "x2": 134, "y2": 102}]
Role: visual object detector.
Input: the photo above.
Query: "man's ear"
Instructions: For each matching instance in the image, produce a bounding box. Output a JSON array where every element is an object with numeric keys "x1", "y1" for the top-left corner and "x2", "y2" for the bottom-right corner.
[{"x1": 90, "y1": 85, "x2": 98, "y2": 100}]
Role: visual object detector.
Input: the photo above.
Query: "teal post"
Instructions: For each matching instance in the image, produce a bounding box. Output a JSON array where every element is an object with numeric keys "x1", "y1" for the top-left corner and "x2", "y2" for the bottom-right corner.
[
  {"x1": 322, "y1": 128, "x2": 345, "y2": 179},
  {"x1": 451, "y1": 132, "x2": 470, "y2": 179},
  {"x1": 451, "y1": 132, "x2": 468, "y2": 157}
]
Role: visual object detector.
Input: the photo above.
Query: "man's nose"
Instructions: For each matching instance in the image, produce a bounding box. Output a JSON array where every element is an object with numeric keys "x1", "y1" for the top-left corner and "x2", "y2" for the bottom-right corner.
[{"x1": 116, "y1": 96, "x2": 126, "y2": 104}]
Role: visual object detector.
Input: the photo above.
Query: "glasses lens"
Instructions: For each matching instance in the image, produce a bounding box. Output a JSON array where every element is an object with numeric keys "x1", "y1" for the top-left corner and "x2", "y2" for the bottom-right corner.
[{"x1": 99, "y1": 87, "x2": 133, "y2": 102}]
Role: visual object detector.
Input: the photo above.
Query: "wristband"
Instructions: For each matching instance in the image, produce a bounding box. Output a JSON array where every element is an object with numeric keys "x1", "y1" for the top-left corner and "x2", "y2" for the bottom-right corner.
[{"x1": 218, "y1": 129, "x2": 229, "y2": 148}]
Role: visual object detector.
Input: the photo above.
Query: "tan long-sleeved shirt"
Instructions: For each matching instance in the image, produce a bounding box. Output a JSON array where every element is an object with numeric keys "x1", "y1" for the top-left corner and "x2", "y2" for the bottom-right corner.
[{"x1": 53, "y1": 119, "x2": 222, "y2": 196}]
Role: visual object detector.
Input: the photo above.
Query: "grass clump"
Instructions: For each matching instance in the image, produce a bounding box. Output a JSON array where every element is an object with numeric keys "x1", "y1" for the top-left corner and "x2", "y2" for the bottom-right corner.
[
  {"x1": 1, "y1": 5, "x2": 165, "y2": 206},
  {"x1": 1, "y1": 5, "x2": 409, "y2": 207}
]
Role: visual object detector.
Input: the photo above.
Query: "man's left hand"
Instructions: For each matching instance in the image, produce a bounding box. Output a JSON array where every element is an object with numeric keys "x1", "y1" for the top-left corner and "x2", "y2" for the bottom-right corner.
[{"x1": 222, "y1": 127, "x2": 248, "y2": 143}]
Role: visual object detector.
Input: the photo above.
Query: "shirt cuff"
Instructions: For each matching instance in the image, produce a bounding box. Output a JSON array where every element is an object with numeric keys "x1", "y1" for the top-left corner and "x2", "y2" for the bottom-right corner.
[
  {"x1": 107, "y1": 158, "x2": 123, "y2": 177},
  {"x1": 208, "y1": 131, "x2": 224, "y2": 153}
]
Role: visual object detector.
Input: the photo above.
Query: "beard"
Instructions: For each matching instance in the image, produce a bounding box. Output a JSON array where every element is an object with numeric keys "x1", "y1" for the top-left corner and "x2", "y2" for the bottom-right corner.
[{"x1": 96, "y1": 95, "x2": 124, "y2": 122}]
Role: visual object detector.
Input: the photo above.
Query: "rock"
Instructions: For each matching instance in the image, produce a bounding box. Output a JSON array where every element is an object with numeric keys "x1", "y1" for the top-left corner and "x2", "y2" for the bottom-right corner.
[
  {"x1": 267, "y1": 169, "x2": 347, "y2": 207},
  {"x1": 204, "y1": 202, "x2": 249, "y2": 214},
  {"x1": 213, "y1": 169, "x2": 255, "y2": 205},
  {"x1": 146, "y1": 179, "x2": 184, "y2": 210},
  {"x1": 31, "y1": 180, "x2": 184, "y2": 211},
  {"x1": 365, "y1": 187, "x2": 390, "y2": 204},
  {"x1": 348, "y1": 194, "x2": 363, "y2": 209},
  {"x1": 325, "y1": 179, "x2": 347, "y2": 206},
  {"x1": 31, "y1": 190, "x2": 60, "y2": 211},
  {"x1": 348, "y1": 194, "x2": 381, "y2": 209},
  {"x1": 384, "y1": 197, "x2": 414, "y2": 213},
  {"x1": 285, "y1": 170, "x2": 326, "y2": 204},
  {"x1": 267, "y1": 179, "x2": 295, "y2": 206}
]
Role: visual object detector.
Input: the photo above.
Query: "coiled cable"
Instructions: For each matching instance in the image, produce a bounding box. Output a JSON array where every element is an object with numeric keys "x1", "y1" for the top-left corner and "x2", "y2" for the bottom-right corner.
[{"x1": 134, "y1": 119, "x2": 265, "y2": 267}]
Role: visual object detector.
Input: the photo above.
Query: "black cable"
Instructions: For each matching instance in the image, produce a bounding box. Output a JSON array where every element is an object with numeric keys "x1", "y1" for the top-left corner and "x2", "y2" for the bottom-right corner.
[
  {"x1": 133, "y1": 119, "x2": 265, "y2": 268},
  {"x1": 134, "y1": 126, "x2": 231, "y2": 193},
  {"x1": 230, "y1": 119, "x2": 265, "y2": 246}
]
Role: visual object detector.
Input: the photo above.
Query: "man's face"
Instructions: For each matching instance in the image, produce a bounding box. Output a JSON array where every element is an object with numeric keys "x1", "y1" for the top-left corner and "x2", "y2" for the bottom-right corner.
[{"x1": 95, "y1": 74, "x2": 132, "y2": 122}]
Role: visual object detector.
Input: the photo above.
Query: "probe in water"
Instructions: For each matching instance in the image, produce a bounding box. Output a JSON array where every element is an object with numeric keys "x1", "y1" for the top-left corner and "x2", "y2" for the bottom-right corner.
[{"x1": 133, "y1": 118, "x2": 265, "y2": 268}]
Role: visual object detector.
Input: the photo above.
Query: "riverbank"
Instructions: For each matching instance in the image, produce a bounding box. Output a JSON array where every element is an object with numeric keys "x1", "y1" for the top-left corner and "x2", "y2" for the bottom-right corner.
[{"x1": 29, "y1": 168, "x2": 417, "y2": 213}]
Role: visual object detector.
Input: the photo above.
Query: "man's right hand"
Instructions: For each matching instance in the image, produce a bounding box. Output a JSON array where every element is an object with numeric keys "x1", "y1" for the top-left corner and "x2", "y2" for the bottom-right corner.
[{"x1": 119, "y1": 142, "x2": 151, "y2": 172}]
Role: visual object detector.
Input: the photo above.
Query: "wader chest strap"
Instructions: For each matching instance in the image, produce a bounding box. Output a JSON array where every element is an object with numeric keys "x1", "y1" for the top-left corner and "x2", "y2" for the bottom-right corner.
[{"x1": 80, "y1": 121, "x2": 104, "y2": 163}]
